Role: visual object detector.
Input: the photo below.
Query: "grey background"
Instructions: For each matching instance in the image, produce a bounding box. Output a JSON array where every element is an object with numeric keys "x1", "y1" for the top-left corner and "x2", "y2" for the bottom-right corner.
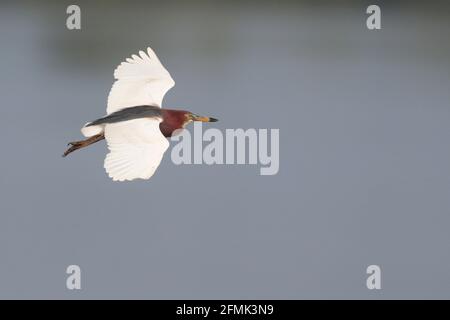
[{"x1": 0, "y1": 0, "x2": 449, "y2": 299}]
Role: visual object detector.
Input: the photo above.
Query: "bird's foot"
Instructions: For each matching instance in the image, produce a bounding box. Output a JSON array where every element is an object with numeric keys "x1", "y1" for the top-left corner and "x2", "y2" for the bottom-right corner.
[
  {"x1": 63, "y1": 140, "x2": 88, "y2": 157},
  {"x1": 62, "y1": 133, "x2": 105, "y2": 158}
]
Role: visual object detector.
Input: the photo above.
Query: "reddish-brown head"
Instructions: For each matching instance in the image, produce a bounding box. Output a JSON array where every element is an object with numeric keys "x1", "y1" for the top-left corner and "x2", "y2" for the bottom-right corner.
[{"x1": 159, "y1": 109, "x2": 218, "y2": 137}]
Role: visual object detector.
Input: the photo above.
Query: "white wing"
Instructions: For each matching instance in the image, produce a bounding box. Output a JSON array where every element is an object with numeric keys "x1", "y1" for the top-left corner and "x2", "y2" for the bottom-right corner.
[
  {"x1": 107, "y1": 47, "x2": 175, "y2": 114},
  {"x1": 104, "y1": 118, "x2": 169, "y2": 181}
]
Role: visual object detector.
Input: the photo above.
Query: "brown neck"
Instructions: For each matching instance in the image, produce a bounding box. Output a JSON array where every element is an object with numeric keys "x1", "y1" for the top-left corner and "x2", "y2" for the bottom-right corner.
[{"x1": 159, "y1": 109, "x2": 189, "y2": 137}]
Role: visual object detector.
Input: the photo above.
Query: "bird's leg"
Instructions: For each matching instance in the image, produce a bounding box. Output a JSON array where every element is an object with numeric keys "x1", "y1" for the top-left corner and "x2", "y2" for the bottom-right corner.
[{"x1": 63, "y1": 133, "x2": 105, "y2": 157}]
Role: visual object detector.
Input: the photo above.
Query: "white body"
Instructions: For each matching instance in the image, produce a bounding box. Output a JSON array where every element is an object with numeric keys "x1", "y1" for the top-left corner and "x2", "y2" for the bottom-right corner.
[{"x1": 82, "y1": 47, "x2": 175, "y2": 181}]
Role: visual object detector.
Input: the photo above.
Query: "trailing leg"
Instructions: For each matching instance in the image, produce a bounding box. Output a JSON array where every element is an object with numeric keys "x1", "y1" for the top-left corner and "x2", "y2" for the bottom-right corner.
[{"x1": 63, "y1": 133, "x2": 105, "y2": 157}]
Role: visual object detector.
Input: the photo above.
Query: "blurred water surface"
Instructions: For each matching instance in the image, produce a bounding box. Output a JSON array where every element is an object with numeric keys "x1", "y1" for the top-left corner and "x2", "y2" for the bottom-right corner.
[{"x1": 0, "y1": 0, "x2": 450, "y2": 298}]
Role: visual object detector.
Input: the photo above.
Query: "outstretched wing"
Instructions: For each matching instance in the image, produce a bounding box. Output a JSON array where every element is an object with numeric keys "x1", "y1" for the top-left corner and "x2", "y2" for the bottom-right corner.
[
  {"x1": 107, "y1": 47, "x2": 175, "y2": 114},
  {"x1": 103, "y1": 118, "x2": 169, "y2": 181}
]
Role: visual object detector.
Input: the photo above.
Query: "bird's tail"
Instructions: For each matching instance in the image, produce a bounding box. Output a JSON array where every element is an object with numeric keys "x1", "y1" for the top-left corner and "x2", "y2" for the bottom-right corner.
[{"x1": 62, "y1": 133, "x2": 105, "y2": 157}]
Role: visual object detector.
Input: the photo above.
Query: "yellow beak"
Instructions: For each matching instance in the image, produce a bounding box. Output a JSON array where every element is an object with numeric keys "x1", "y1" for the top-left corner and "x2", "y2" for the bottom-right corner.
[{"x1": 192, "y1": 115, "x2": 218, "y2": 122}]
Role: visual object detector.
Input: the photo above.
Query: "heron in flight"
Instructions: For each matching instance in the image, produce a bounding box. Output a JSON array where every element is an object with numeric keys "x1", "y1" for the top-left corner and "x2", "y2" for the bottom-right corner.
[{"x1": 63, "y1": 47, "x2": 217, "y2": 181}]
